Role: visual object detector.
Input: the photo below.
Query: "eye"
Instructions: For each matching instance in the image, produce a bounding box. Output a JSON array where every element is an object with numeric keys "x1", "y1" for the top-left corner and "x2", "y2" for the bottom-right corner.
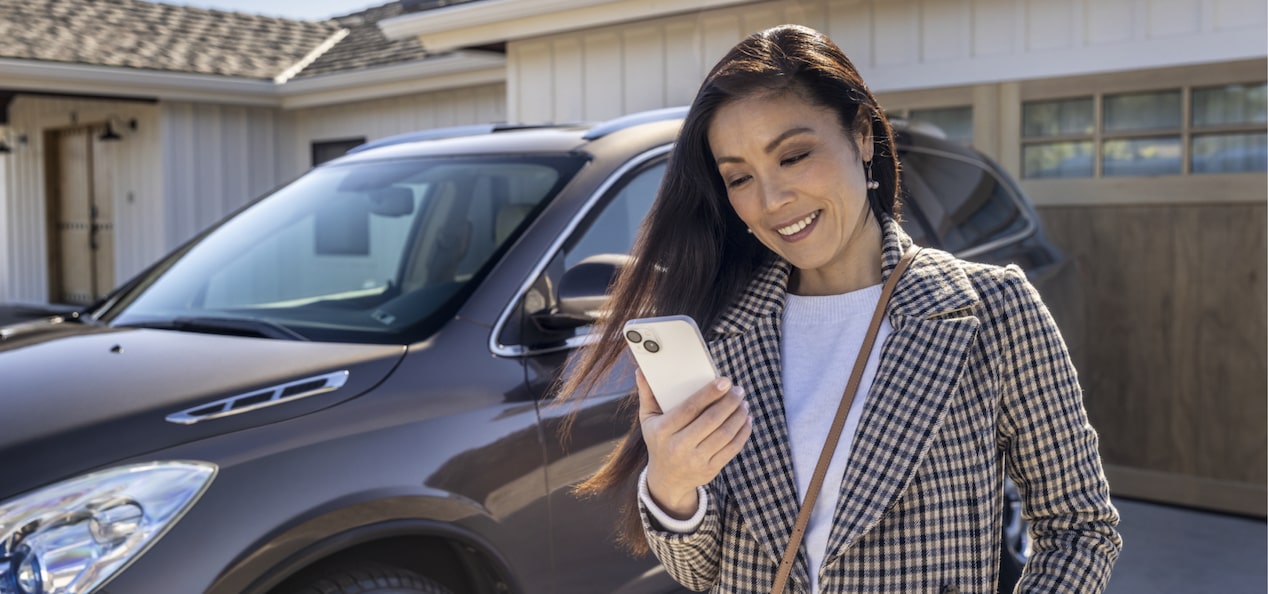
[
  {"x1": 726, "y1": 174, "x2": 751, "y2": 189},
  {"x1": 781, "y1": 151, "x2": 810, "y2": 167}
]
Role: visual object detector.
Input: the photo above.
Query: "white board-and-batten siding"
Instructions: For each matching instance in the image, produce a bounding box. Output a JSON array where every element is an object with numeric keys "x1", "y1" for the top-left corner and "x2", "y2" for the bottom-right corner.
[
  {"x1": 161, "y1": 102, "x2": 284, "y2": 252},
  {"x1": 283, "y1": 83, "x2": 507, "y2": 178},
  {"x1": 506, "y1": 0, "x2": 1268, "y2": 123},
  {"x1": 1, "y1": 84, "x2": 507, "y2": 303},
  {"x1": 2, "y1": 96, "x2": 164, "y2": 303}
]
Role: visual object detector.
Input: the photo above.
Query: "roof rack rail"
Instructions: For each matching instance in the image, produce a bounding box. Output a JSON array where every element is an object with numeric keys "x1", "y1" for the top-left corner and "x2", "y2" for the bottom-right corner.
[
  {"x1": 347, "y1": 123, "x2": 573, "y2": 154},
  {"x1": 582, "y1": 106, "x2": 689, "y2": 140}
]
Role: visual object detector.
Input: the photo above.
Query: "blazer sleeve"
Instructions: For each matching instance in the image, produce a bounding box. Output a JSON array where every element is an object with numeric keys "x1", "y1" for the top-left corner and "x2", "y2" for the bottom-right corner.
[
  {"x1": 993, "y1": 265, "x2": 1123, "y2": 593},
  {"x1": 638, "y1": 478, "x2": 727, "y2": 592}
]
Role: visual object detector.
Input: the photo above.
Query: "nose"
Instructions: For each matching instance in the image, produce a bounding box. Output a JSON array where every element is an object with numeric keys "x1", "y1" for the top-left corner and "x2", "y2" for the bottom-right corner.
[{"x1": 758, "y1": 175, "x2": 794, "y2": 213}]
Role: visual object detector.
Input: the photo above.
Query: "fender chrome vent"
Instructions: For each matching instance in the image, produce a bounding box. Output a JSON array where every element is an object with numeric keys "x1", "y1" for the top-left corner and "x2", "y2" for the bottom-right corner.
[{"x1": 166, "y1": 371, "x2": 349, "y2": 425}]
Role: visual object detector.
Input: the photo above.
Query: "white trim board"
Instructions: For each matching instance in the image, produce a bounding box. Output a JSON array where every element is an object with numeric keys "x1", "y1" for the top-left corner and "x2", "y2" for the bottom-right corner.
[
  {"x1": 379, "y1": 0, "x2": 761, "y2": 52},
  {"x1": 862, "y1": 29, "x2": 1267, "y2": 94},
  {"x1": 0, "y1": 52, "x2": 508, "y2": 110}
]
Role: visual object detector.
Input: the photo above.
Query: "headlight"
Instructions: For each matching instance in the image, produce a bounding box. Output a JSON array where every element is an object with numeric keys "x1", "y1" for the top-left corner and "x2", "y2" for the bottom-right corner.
[{"x1": 0, "y1": 461, "x2": 216, "y2": 594}]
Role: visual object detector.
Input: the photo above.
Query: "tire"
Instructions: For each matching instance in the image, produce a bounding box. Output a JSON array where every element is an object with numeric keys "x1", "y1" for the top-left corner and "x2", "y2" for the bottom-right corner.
[{"x1": 284, "y1": 562, "x2": 455, "y2": 594}]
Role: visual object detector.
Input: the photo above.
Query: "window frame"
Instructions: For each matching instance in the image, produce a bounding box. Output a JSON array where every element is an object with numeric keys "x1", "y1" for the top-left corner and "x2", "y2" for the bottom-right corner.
[
  {"x1": 489, "y1": 143, "x2": 674, "y2": 358},
  {"x1": 1016, "y1": 59, "x2": 1266, "y2": 206}
]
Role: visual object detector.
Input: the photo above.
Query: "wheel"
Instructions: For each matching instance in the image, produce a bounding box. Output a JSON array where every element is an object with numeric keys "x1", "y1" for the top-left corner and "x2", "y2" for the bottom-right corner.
[{"x1": 283, "y1": 561, "x2": 455, "y2": 594}]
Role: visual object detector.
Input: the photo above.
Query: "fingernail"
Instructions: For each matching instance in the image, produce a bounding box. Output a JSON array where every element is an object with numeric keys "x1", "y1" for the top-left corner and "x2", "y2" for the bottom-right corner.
[
  {"x1": 734, "y1": 385, "x2": 746, "y2": 397},
  {"x1": 715, "y1": 377, "x2": 732, "y2": 391}
]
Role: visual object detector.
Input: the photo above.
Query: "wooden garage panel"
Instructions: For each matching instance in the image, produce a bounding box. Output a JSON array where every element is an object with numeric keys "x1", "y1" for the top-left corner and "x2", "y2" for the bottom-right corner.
[{"x1": 1039, "y1": 203, "x2": 1267, "y2": 515}]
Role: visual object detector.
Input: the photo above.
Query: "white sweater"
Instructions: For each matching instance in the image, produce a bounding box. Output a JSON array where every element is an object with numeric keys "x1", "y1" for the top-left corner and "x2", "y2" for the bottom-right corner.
[{"x1": 641, "y1": 283, "x2": 891, "y2": 593}]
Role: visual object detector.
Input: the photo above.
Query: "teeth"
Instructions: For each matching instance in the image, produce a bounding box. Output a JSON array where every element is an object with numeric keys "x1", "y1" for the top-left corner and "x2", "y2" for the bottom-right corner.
[{"x1": 777, "y1": 211, "x2": 819, "y2": 236}]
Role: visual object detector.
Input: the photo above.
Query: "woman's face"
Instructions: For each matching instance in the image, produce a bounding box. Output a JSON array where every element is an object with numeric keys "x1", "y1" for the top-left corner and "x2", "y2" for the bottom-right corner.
[{"x1": 708, "y1": 91, "x2": 877, "y2": 294}]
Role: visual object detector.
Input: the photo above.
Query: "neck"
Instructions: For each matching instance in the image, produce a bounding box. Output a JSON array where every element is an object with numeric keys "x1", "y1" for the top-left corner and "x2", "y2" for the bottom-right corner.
[{"x1": 789, "y1": 212, "x2": 884, "y2": 296}]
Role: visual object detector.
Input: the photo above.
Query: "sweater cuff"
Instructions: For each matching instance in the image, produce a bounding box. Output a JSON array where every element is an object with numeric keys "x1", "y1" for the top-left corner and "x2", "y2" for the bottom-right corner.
[{"x1": 638, "y1": 466, "x2": 708, "y2": 534}]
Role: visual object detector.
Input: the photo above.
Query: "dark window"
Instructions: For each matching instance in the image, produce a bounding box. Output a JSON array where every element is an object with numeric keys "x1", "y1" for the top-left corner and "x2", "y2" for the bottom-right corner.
[
  {"x1": 900, "y1": 145, "x2": 1028, "y2": 254},
  {"x1": 312, "y1": 138, "x2": 366, "y2": 166}
]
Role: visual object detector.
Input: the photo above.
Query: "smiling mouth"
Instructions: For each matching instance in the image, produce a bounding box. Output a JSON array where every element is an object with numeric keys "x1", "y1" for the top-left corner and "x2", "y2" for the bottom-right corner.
[{"x1": 776, "y1": 210, "x2": 821, "y2": 236}]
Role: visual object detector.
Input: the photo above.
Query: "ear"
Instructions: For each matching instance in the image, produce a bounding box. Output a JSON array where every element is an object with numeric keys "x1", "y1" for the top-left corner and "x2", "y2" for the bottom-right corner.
[{"x1": 854, "y1": 107, "x2": 875, "y2": 162}]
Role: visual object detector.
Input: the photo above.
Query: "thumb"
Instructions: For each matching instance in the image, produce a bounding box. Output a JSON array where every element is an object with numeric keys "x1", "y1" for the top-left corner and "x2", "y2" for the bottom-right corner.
[{"x1": 635, "y1": 368, "x2": 662, "y2": 421}]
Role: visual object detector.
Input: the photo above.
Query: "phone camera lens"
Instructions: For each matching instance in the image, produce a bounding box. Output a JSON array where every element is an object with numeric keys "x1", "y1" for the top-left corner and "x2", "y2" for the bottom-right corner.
[
  {"x1": 644, "y1": 340, "x2": 660, "y2": 353},
  {"x1": 625, "y1": 330, "x2": 642, "y2": 343}
]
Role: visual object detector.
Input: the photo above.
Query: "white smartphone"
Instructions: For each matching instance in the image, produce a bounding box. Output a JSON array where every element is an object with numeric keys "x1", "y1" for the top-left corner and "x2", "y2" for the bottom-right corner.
[{"x1": 623, "y1": 315, "x2": 720, "y2": 412}]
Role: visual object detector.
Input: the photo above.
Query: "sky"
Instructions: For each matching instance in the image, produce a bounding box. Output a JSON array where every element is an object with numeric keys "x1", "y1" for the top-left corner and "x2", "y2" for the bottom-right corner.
[{"x1": 156, "y1": 0, "x2": 384, "y2": 20}]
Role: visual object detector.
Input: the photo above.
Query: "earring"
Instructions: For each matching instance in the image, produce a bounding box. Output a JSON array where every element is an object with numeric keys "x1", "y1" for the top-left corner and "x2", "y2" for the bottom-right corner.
[
  {"x1": 864, "y1": 160, "x2": 880, "y2": 191},
  {"x1": 746, "y1": 227, "x2": 754, "y2": 234}
]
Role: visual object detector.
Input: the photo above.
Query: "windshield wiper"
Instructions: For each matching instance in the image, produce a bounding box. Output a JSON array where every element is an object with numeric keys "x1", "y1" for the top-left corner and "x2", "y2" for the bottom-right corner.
[{"x1": 124, "y1": 316, "x2": 309, "y2": 341}]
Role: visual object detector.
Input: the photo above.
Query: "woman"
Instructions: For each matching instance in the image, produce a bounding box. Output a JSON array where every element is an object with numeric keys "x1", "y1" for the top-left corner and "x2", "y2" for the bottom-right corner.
[{"x1": 561, "y1": 24, "x2": 1121, "y2": 593}]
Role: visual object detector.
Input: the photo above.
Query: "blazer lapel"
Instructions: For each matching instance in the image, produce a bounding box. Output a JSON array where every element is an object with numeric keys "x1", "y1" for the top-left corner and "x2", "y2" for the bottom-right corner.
[
  {"x1": 708, "y1": 257, "x2": 816, "y2": 591},
  {"x1": 823, "y1": 218, "x2": 982, "y2": 563}
]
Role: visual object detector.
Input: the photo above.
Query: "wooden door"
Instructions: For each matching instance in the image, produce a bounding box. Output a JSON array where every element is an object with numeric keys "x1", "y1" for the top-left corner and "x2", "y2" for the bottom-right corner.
[{"x1": 49, "y1": 126, "x2": 115, "y2": 305}]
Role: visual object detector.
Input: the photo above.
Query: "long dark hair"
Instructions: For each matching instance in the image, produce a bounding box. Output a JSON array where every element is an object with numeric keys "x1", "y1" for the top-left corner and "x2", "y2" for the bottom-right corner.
[{"x1": 557, "y1": 24, "x2": 902, "y2": 554}]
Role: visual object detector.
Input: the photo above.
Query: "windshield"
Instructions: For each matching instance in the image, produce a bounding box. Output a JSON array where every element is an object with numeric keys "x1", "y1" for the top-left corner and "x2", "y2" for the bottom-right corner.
[{"x1": 102, "y1": 155, "x2": 584, "y2": 343}]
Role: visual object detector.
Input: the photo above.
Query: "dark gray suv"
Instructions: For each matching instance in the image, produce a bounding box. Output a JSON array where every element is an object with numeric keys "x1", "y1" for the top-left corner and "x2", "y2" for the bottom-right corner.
[{"x1": 0, "y1": 107, "x2": 1067, "y2": 594}]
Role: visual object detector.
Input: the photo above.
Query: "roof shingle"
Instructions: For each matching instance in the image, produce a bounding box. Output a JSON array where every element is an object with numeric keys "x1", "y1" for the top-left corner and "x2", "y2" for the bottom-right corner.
[
  {"x1": 295, "y1": 1, "x2": 427, "y2": 79},
  {"x1": 0, "y1": 0, "x2": 342, "y2": 80}
]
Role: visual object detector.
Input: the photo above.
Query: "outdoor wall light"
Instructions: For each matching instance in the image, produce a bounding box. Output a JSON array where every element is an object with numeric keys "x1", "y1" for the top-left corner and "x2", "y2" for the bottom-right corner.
[
  {"x1": 0, "y1": 128, "x2": 25, "y2": 154},
  {"x1": 98, "y1": 117, "x2": 137, "y2": 142}
]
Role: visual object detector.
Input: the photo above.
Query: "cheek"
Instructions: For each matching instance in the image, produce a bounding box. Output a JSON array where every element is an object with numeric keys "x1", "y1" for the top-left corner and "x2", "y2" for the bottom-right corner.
[{"x1": 726, "y1": 191, "x2": 759, "y2": 225}]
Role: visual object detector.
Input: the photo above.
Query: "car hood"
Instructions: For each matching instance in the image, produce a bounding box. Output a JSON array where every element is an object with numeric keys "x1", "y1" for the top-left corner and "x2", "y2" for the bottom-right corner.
[{"x1": 0, "y1": 320, "x2": 406, "y2": 499}]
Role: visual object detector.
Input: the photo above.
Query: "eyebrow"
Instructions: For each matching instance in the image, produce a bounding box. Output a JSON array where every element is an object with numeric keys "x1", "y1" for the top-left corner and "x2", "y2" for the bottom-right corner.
[{"x1": 715, "y1": 127, "x2": 815, "y2": 165}]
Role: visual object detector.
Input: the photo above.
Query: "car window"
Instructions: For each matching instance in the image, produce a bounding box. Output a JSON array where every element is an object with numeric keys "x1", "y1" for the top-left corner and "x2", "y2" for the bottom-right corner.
[
  {"x1": 506, "y1": 158, "x2": 666, "y2": 350},
  {"x1": 564, "y1": 161, "x2": 666, "y2": 267},
  {"x1": 899, "y1": 146, "x2": 1029, "y2": 254},
  {"x1": 106, "y1": 156, "x2": 583, "y2": 344}
]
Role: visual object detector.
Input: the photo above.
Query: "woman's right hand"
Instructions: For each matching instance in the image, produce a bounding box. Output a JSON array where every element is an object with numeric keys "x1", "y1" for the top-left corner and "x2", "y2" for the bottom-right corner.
[{"x1": 638, "y1": 369, "x2": 753, "y2": 520}]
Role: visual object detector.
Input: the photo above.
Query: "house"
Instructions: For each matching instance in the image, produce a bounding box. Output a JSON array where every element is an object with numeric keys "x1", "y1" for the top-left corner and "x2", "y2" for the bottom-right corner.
[
  {"x1": 2, "y1": 0, "x2": 1264, "y2": 516},
  {"x1": 0, "y1": 0, "x2": 505, "y2": 306}
]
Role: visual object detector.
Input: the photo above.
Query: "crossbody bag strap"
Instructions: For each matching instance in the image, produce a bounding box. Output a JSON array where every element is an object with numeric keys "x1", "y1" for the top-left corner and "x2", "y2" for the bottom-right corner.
[{"x1": 771, "y1": 245, "x2": 921, "y2": 594}]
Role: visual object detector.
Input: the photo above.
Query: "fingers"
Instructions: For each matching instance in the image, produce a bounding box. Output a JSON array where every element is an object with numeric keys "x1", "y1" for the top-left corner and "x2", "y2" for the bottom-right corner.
[
  {"x1": 659, "y1": 377, "x2": 738, "y2": 432},
  {"x1": 696, "y1": 396, "x2": 751, "y2": 458},
  {"x1": 639, "y1": 376, "x2": 754, "y2": 503},
  {"x1": 709, "y1": 411, "x2": 753, "y2": 469},
  {"x1": 677, "y1": 385, "x2": 746, "y2": 446}
]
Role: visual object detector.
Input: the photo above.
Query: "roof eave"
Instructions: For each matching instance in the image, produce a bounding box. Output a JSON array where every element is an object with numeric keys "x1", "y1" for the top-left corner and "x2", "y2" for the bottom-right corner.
[
  {"x1": 379, "y1": 0, "x2": 761, "y2": 51},
  {"x1": 0, "y1": 58, "x2": 277, "y2": 105},
  {"x1": 278, "y1": 51, "x2": 507, "y2": 108},
  {"x1": 0, "y1": 51, "x2": 507, "y2": 109}
]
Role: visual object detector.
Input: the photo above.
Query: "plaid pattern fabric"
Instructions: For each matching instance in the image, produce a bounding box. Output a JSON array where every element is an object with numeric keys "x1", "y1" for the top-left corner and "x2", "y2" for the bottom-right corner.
[{"x1": 639, "y1": 216, "x2": 1121, "y2": 593}]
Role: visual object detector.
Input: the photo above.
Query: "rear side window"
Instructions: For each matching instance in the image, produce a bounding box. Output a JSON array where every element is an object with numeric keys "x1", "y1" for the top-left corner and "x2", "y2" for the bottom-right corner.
[{"x1": 899, "y1": 145, "x2": 1031, "y2": 254}]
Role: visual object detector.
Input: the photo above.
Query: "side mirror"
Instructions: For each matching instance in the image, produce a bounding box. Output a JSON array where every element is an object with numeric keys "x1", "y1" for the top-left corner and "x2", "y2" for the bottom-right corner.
[{"x1": 532, "y1": 254, "x2": 628, "y2": 332}]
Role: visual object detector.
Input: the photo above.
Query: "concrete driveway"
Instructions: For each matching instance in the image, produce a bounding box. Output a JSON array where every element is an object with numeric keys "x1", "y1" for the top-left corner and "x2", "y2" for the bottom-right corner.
[{"x1": 1106, "y1": 497, "x2": 1266, "y2": 594}]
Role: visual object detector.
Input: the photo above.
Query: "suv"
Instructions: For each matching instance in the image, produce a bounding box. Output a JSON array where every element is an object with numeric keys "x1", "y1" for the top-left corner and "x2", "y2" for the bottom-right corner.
[{"x1": 0, "y1": 107, "x2": 1068, "y2": 594}]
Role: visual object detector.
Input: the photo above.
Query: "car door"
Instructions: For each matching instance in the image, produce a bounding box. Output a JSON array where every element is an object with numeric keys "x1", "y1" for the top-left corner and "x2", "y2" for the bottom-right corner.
[{"x1": 505, "y1": 151, "x2": 686, "y2": 593}]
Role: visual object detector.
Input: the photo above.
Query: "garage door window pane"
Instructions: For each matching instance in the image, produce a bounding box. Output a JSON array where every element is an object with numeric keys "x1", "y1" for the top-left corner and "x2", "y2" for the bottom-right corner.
[
  {"x1": 1102, "y1": 137, "x2": 1182, "y2": 176},
  {"x1": 1103, "y1": 90, "x2": 1181, "y2": 133},
  {"x1": 1193, "y1": 83, "x2": 1267, "y2": 127},
  {"x1": 1192, "y1": 133, "x2": 1268, "y2": 173},
  {"x1": 1023, "y1": 141, "x2": 1093, "y2": 178},
  {"x1": 910, "y1": 106, "x2": 973, "y2": 145},
  {"x1": 1023, "y1": 98, "x2": 1093, "y2": 138}
]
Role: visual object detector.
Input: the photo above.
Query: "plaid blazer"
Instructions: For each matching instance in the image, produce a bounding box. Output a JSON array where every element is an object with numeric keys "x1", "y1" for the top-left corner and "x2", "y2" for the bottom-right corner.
[{"x1": 639, "y1": 216, "x2": 1121, "y2": 593}]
